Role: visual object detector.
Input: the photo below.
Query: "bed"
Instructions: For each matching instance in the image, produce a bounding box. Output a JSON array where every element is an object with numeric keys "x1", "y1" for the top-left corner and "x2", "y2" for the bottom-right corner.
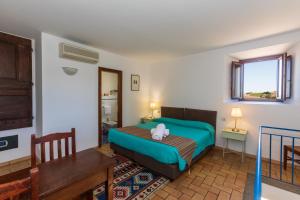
[{"x1": 109, "y1": 106, "x2": 217, "y2": 180}]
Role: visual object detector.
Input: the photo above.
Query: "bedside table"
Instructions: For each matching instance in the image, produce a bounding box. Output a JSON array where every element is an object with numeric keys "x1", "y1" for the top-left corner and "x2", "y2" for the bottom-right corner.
[
  {"x1": 222, "y1": 128, "x2": 247, "y2": 162},
  {"x1": 141, "y1": 117, "x2": 154, "y2": 123}
]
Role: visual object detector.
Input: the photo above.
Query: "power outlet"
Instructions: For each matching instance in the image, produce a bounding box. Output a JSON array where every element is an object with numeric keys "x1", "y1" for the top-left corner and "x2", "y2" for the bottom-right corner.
[{"x1": 0, "y1": 135, "x2": 18, "y2": 151}]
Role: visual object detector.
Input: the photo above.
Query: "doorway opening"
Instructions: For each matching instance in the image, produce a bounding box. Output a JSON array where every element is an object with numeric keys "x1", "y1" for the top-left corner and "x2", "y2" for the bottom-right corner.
[{"x1": 98, "y1": 67, "x2": 122, "y2": 147}]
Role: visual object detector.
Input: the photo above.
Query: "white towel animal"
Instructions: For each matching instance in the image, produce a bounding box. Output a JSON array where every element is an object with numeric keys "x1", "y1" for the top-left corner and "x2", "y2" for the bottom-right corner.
[{"x1": 151, "y1": 123, "x2": 170, "y2": 140}]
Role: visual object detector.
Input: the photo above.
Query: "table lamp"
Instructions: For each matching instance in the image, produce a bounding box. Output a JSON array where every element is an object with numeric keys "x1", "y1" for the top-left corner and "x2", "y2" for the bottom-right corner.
[
  {"x1": 150, "y1": 102, "x2": 156, "y2": 118},
  {"x1": 231, "y1": 107, "x2": 242, "y2": 131}
]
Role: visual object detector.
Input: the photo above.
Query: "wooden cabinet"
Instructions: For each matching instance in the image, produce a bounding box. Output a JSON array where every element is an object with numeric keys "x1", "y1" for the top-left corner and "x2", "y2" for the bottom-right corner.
[{"x1": 0, "y1": 32, "x2": 32, "y2": 131}]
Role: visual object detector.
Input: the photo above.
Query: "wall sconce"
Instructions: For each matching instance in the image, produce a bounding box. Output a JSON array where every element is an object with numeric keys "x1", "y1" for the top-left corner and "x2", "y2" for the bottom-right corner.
[{"x1": 62, "y1": 67, "x2": 78, "y2": 76}]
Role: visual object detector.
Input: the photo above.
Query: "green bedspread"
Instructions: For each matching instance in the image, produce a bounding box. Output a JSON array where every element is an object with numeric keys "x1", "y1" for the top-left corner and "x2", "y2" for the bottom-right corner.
[{"x1": 108, "y1": 117, "x2": 215, "y2": 171}]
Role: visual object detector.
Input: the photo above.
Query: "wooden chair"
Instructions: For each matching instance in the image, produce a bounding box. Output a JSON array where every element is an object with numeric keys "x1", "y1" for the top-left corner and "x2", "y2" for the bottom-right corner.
[
  {"x1": 31, "y1": 128, "x2": 76, "y2": 168},
  {"x1": 0, "y1": 168, "x2": 39, "y2": 200},
  {"x1": 283, "y1": 145, "x2": 300, "y2": 170}
]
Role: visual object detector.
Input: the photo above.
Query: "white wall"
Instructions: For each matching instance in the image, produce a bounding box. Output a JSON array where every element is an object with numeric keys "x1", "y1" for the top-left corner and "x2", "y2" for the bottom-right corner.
[
  {"x1": 35, "y1": 32, "x2": 43, "y2": 135},
  {"x1": 102, "y1": 71, "x2": 118, "y2": 96},
  {"x1": 2, "y1": 29, "x2": 300, "y2": 163},
  {"x1": 41, "y1": 33, "x2": 150, "y2": 152},
  {"x1": 149, "y1": 30, "x2": 300, "y2": 159}
]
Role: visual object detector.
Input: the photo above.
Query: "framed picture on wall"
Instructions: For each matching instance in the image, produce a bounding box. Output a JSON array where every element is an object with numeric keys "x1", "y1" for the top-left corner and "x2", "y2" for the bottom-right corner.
[{"x1": 131, "y1": 74, "x2": 140, "y2": 91}]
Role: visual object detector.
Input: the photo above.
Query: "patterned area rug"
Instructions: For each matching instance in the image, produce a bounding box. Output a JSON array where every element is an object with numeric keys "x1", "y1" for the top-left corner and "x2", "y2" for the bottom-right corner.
[{"x1": 94, "y1": 155, "x2": 169, "y2": 200}]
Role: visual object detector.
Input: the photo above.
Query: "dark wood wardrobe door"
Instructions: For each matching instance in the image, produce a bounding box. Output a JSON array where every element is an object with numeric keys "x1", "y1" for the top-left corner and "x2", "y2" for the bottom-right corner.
[{"x1": 0, "y1": 32, "x2": 32, "y2": 131}]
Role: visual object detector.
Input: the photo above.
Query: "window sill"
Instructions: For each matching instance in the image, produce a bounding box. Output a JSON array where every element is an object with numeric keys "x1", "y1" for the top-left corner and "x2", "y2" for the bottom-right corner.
[{"x1": 223, "y1": 99, "x2": 290, "y2": 105}]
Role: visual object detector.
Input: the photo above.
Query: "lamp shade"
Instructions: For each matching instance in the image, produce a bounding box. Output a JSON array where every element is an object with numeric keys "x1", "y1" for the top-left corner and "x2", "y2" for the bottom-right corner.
[
  {"x1": 150, "y1": 102, "x2": 156, "y2": 109},
  {"x1": 231, "y1": 107, "x2": 242, "y2": 118}
]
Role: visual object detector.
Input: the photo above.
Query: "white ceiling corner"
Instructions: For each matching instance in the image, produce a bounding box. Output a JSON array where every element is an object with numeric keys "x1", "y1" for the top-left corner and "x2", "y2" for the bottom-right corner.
[{"x1": 0, "y1": 0, "x2": 300, "y2": 62}]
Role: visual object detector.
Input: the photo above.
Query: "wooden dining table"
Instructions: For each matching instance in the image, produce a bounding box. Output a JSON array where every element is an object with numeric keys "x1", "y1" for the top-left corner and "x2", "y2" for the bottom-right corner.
[
  {"x1": 37, "y1": 148, "x2": 115, "y2": 200},
  {"x1": 0, "y1": 148, "x2": 115, "y2": 200}
]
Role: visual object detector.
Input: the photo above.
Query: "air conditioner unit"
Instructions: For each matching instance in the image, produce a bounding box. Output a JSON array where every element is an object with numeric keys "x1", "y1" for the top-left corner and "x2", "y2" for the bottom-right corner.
[{"x1": 59, "y1": 43, "x2": 99, "y2": 64}]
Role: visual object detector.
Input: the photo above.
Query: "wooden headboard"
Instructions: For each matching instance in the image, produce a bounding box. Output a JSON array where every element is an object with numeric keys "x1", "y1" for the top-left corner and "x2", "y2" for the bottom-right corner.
[
  {"x1": 161, "y1": 106, "x2": 217, "y2": 140},
  {"x1": 161, "y1": 107, "x2": 185, "y2": 120}
]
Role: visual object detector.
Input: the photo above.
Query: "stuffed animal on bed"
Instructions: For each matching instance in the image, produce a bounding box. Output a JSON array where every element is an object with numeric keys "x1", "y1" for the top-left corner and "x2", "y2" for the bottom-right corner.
[{"x1": 151, "y1": 123, "x2": 170, "y2": 140}]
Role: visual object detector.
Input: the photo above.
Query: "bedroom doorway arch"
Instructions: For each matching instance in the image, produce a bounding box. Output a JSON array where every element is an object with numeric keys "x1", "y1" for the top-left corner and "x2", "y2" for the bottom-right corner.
[{"x1": 98, "y1": 67, "x2": 123, "y2": 147}]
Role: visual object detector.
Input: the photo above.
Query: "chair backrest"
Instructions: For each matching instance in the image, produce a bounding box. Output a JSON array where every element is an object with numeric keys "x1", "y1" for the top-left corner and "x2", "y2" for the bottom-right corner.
[
  {"x1": 0, "y1": 168, "x2": 39, "y2": 200},
  {"x1": 31, "y1": 128, "x2": 76, "y2": 168}
]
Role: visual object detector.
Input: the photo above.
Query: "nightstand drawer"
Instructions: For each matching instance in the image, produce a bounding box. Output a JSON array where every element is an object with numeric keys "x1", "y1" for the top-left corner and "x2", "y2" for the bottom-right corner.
[{"x1": 222, "y1": 131, "x2": 247, "y2": 141}]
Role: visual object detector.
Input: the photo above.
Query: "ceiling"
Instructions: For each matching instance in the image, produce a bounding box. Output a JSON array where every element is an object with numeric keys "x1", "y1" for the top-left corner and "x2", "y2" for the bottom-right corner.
[
  {"x1": 1, "y1": 0, "x2": 300, "y2": 61},
  {"x1": 231, "y1": 43, "x2": 294, "y2": 60}
]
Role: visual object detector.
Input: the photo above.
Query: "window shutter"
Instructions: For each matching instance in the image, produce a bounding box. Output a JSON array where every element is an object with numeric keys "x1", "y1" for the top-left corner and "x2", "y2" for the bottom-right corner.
[
  {"x1": 0, "y1": 32, "x2": 32, "y2": 131},
  {"x1": 231, "y1": 61, "x2": 243, "y2": 100},
  {"x1": 276, "y1": 55, "x2": 284, "y2": 101},
  {"x1": 285, "y1": 55, "x2": 292, "y2": 99}
]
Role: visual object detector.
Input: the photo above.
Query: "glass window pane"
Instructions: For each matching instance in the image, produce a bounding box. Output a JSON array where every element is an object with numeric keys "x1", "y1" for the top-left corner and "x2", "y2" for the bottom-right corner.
[{"x1": 243, "y1": 60, "x2": 278, "y2": 100}]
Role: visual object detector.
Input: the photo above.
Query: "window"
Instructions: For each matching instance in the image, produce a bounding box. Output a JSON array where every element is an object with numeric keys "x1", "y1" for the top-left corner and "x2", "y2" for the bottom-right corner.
[{"x1": 231, "y1": 54, "x2": 292, "y2": 102}]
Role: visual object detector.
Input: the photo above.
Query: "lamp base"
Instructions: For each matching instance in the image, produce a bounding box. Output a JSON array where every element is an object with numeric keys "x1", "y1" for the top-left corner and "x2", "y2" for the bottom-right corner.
[
  {"x1": 232, "y1": 118, "x2": 240, "y2": 132},
  {"x1": 232, "y1": 128, "x2": 240, "y2": 132}
]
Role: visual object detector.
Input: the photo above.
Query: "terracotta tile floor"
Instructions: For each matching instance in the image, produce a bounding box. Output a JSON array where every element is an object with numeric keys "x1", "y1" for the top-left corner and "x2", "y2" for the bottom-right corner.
[
  {"x1": 98, "y1": 144, "x2": 300, "y2": 200},
  {"x1": 151, "y1": 149, "x2": 253, "y2": 200}
]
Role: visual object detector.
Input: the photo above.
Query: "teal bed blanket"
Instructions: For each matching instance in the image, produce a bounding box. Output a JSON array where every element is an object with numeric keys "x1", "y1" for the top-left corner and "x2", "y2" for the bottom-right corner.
[{"x1": 108, "y1": 117, "x2": 215, "y2": 171}]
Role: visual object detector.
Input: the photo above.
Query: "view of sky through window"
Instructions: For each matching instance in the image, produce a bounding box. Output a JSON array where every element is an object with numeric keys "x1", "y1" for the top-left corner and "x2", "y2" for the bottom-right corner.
[{"x1": 243, "y1": 60, "x2": 277, "y2": 99}]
